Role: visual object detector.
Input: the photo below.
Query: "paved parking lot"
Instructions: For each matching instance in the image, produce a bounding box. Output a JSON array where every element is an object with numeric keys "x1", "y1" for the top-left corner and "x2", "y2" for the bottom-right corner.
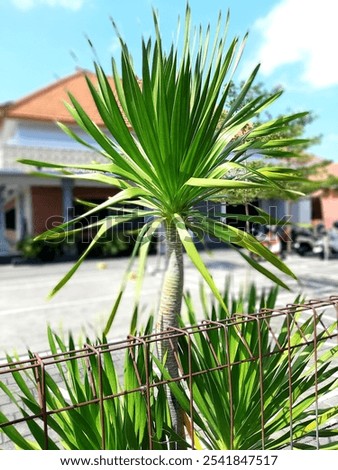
[{"x1": 1, "y1": 248, "x2": 338, "y2": 357}]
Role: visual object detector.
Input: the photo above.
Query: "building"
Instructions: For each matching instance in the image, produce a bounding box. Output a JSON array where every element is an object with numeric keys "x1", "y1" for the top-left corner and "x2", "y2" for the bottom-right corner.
[
  {"x1": 0, "y1": 69, "x2": 121, "y2": 256},
  {"x1": 311, "y1": 162, "x2": 338, "y2": 228},
  {"x1": 2, "y1": 70, "x2": 330, "y2": 258}
]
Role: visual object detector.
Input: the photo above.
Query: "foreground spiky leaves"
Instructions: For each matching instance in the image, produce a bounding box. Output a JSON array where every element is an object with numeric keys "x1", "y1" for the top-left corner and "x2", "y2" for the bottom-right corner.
[
  {"x1": 1, "y1": 284, "x2": 337, "y2": 450},
  {"x1": 0, "y1": 321, "x2": 185, "y2": 450},
  {"x1": 170, "y1": 285, "x2": 338, "y2": 449}
]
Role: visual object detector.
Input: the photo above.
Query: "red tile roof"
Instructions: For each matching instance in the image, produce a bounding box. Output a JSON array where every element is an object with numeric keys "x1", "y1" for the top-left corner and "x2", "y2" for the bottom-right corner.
[
  {"x1": 327, "y1": 162, "x2": 338, "y2": 178},
  {"x1": 311, "y1": 161, "x2": 338, "y2": 181},
  {"x1": 3, "y1": 69, "x2": 131, "y2": 128}
]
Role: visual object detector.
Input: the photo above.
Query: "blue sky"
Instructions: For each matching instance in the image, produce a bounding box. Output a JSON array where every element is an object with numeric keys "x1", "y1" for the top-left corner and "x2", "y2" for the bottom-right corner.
[{"x1": 1, "y1": 0, "x2": 338, "y2": 161}]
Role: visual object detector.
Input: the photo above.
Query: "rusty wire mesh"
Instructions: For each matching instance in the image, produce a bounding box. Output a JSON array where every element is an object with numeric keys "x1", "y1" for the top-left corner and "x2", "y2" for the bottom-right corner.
[{"x1": 1, "y1": 296, "x2": 338, "y2": 450}]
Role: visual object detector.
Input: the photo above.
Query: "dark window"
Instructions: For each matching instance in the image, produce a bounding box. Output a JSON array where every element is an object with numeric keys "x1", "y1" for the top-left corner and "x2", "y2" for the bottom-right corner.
[
  {"x1": 5, "y1": 208, "x2": 16, "y2": 230},
  {"x1": 311, "y1": 197, "x2": 323, "y2": 220}
]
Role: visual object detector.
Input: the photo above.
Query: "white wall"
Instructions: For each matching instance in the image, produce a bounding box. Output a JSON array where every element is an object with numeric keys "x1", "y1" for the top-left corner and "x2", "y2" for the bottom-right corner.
[
  {"x1": 260, "y1": 198, "x2": 312, "y2": 225},
  {"x1": 6, "y1": 120, "x2": 97, "y2": 150}
]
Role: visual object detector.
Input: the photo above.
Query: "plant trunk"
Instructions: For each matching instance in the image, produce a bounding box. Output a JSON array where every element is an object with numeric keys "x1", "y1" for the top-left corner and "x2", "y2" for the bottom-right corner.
[
  {"x1": 245, "y1": 202, "x2": 250, "y2": 233},
  {"x1": 157, "y1": 220, "x2": 185, "y2": 447}
]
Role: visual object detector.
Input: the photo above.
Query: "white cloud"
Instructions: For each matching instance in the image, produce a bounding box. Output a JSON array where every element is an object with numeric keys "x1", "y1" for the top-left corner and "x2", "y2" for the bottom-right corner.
[
  {"x1": 11, "y1": 0, "x2": 34, "y2": 8},
  {"x1": 110, "y1": 37, "x2": 121, "y2": 55},
  {"x1": 249, "y1": 0, "x2": 338, "y2": 89},
  {"x1": 12, "y1": 0, "x2": 85, "y2": 10}
]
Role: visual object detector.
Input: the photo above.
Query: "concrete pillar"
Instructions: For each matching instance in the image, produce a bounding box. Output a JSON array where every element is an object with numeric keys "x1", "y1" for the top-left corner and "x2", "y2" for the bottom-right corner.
[
  {"x1": 0, "y1": 185, "x2": 11, "y2": 254},
  {"x1": 61, "y1": 179, "x2": 74, "y2": 222},
  {"x1": 16, "y1": 191, "x2": 27, "y2": 241},
  {"x1": 61, "y1": 179, "x2": 76, "y2": 253},
  {"x1": 24, "y1": 187, "x2": 33, "y2": 235}
]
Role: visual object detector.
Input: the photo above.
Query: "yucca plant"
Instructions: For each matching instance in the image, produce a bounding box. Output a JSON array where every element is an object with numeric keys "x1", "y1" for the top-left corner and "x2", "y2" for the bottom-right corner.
[
  {"x1": 160, "y1": 284, "x2": 338, "y2": 449},
  {"x1": 19, "y1": 5, "x2": 308, "y2": 437}
]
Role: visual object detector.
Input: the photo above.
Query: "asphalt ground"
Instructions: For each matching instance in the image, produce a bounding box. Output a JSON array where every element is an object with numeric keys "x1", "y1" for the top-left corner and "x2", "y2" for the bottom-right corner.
[{"x1": 1, "y1": 248, "x2": 338, "y2": 358}]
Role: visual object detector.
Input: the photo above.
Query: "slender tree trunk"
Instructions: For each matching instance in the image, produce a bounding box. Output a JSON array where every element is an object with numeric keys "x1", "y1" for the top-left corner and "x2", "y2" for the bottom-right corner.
[
  {"x1": 157, "y1": 220, "x2": 185, "y2": 447},
  {"x1": 245, "y1": 202, "x2": 250, "y2": 234}
]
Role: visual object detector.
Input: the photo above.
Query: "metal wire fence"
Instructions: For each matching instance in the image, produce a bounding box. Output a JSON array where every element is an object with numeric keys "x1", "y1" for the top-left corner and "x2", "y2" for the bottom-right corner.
[{"x1": 1, "y1": 296, "x2": 338, "y2": 450}]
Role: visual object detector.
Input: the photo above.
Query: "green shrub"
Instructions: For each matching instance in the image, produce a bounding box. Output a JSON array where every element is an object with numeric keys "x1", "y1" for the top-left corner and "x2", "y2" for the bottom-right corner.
[
  {"x1": 17, "y1": 237, "x2": 63, "y2": 262},
  {"x1": 0, "y1": 318, "x2": 184, "y2": 450},
  {"x1": 1, "y1": 284, "x2": 337, "y2": 450},
  {"x1": 17, "y1": 231, "x2": 143, "y2": 263},
  {"x1": 159, "y1": 284, "x2": 338, "y2": 449}
]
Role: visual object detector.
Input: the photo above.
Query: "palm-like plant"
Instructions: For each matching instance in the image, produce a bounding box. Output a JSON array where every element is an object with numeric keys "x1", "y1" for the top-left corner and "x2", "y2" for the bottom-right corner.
[{"x1": 20, "y1": 6, "x2": 307, "y2": 438}]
